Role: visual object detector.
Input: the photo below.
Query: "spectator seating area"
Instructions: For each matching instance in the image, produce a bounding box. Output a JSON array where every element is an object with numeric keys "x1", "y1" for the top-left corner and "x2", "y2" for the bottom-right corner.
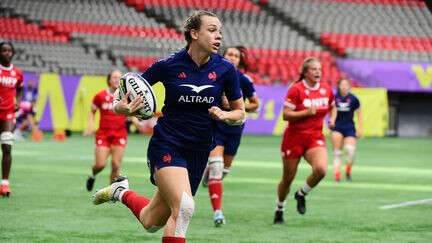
[
  {"x1": 0, "y1": 0, "x2": 430, "y2": 85},
  {"x1": 267, "y1": 0, "x2": 432, "y2": 62}
]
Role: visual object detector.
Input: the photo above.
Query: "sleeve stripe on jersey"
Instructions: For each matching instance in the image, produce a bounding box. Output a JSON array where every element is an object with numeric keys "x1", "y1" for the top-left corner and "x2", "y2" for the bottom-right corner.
[{"x1": 284, "y1": 101, "x2": 296, "y2": 109}]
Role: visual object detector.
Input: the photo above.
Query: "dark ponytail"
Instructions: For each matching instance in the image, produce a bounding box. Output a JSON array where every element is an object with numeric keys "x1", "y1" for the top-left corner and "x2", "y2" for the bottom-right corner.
[{"x1": 223, "y1": 45, "x2": 250, "y2": 72}]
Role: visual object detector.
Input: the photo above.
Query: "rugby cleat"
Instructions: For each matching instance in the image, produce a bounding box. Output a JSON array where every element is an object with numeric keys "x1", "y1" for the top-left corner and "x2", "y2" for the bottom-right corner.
[
  {"x1": 273, "y1": 210, "x2": 284, "y2": 224},
  {"x1": 92, "y1": 175, "x2": 128, "y2": 205},
  {"x1": 294, "y1": 191, "x2": 306, "y2": 215},
  {"x1": 213, "y1": 210, "x2": 225, "y2": 227},
  {"x1": 201, "y1": 167, "x2": 209, "y2": 188},
  {"x1": 1, "y1": 184, "x2": 11, "y2": 197},
  {"x1": 86, "y1": 176, "x2": 95, "y2": 191}
]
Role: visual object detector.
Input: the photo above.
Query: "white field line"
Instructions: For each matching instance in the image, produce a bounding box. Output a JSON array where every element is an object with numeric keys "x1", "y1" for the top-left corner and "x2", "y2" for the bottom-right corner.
[{"x1": 379, "y1": 198, "x2": 432, "y2": 210}]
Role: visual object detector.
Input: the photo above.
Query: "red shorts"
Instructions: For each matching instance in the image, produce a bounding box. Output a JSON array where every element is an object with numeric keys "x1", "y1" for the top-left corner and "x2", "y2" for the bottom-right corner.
[
  {"x1": 281, "y1": 130, "x2": 326, "y2": 159},
  {"x1": 0, "y1": 110, "x2": 15, "y2": 122},
  {"x1": 95, "y1": 128, "x2": 127, "y2": 148}
]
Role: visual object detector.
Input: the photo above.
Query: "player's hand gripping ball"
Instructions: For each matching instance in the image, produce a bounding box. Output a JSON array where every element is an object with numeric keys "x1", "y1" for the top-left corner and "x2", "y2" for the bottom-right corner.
[{"x1": 118, "y1": 73, "x2": 156, "y2": 120}]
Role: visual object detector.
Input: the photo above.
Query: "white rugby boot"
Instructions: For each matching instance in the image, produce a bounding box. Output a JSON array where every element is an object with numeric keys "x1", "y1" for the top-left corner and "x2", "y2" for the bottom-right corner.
[{"x1": 92, "y1": 175, "x2": 129, "y2": 205}]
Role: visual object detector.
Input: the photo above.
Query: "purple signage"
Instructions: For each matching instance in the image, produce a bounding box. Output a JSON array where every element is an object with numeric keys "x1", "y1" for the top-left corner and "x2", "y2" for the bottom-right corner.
[{"x1": 337, "y1": 59, "x2": 432, "y2": 92}]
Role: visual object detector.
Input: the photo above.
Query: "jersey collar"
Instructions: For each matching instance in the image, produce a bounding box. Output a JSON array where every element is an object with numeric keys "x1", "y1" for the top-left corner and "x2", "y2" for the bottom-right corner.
[
  {"x1": 302, "y1": 79, "x2": 320, "y2": 90},
  {"x1": 181, "y1": 48, "x2": 214, "y2": 71},
  {"x1": 0, "y1": 64, "x2": 13, "y2": 71}
]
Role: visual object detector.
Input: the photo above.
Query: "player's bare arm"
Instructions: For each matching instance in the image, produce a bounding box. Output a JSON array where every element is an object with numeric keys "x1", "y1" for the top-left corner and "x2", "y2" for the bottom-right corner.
[
  {"x1": 245, "y1": 94, "x2": 259, "y2": 112},
  {"x1": 209, "y1": 97, "x2": 245, "y2": 125},
  {"x1": 329, "y1": 104, "x2": 337, "y2": 130},
  {"x1": 356, "y1": 107, "x2": 363, "y2": 138},
  {"x1": 282, "y1": 106, "x2": 316, "y2": 122}
]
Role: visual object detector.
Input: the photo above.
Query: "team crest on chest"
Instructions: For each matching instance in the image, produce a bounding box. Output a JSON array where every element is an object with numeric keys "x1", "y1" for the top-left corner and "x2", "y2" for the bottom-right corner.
[
  {"x1": 305, "y1": 90, "x2": 310, "y2": 96},
  {"x1": 319, "y1": 88, "x2": 326, "y2": 95},
  {"x1": 208, "y1": 71, "x2": 217, "y2": 81}
]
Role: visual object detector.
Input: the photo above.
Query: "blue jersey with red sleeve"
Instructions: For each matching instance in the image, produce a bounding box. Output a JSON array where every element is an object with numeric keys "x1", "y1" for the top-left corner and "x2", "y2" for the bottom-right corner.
[
  {"x1": 335, "y1": 92, "x2": 360, "y2": 129},
  {"x1": 216, "y1": 70, "x2": 256, "y2": 134},
  {"x1": 141, "y1": 48, "x2": 242, "y2": 151}
]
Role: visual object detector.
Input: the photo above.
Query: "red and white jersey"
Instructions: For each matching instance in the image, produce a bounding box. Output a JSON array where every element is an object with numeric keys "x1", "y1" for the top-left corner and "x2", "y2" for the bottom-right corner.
[
  {"x1": 0, "y1": 64, "x2": 23, "y2": 111},
  {"x1": 92, "y1": 89, "x2": 126, "y2": 130},
  {"x1": 284, "y1": 80, "x2": 334, "y2": 134}
]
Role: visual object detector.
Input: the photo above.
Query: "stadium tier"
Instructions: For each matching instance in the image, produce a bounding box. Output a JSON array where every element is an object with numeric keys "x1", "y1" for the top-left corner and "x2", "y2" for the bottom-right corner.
[
  {"x1": 266, "y1": 0, "x2": 432, "y2": 62},
  {"x1": 0, "y1": 0, "x2": 430, "y2": 84}
]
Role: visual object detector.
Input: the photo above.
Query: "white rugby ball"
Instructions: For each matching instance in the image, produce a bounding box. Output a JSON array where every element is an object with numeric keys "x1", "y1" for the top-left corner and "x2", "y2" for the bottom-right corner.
[{"x1": 118, "y1": 72, "x2": 156, "y2": 120}]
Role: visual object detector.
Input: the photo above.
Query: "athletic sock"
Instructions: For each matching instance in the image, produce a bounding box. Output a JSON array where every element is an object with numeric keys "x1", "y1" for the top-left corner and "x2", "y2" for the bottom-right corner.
[
  {"x1": 208, "y1": 179, "x2": 222, "y2": 211},
  {"x1": 120, "y1": 190, "x2": 150, "y2": 220},
  {"x1": 162, "y1": 236, "x2": 185, "y2": 243},
  {"x1": 299, "y1": 183, "x2": 312, "y2": 196},
  {"x1": 1, "y1": 179, "x2": 9, "y2": 185},
  {"x1": 275, "y1": 200, "x2": 285, "y2": 211},
  {"x1": 346, "y1": 164, "x2": 352, "y2": 175}
]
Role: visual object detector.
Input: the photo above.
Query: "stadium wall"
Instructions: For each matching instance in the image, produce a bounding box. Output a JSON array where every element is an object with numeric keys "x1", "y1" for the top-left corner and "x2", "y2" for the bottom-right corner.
[
  {"x1": 24, "y1": 72, "x2": 388, "y2": 137},
  {"x1": 337, "y1": 59, "x2": 432, "y2": 137}
]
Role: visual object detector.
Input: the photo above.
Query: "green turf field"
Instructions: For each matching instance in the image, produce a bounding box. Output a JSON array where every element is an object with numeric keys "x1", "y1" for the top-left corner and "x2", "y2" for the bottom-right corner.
[{"x1": 1, "y1": 134, "x2": 431, "y2": 242}]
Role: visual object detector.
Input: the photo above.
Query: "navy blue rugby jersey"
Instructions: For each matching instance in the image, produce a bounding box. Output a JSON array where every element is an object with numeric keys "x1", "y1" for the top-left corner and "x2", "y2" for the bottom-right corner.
[
  {"x1": 217, "y1": 70, "x2": 256, "y2": 134},
  {"x1": 141, "y1": 48, "x2": 242, "y2": 151},
  {"x1": 335, "y1": 92, "x2": 360, "y2": 129}
]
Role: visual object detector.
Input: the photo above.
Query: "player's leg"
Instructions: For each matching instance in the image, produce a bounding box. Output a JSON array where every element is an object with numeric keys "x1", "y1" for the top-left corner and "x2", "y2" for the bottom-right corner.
[
  {"x1": 1, "y1": 119, "x2": 15, "y2": 197},
  {"x1": 343, "y1": 136, "x2": 357, "y2": 181},
  {"x1": 294, "y1": 146, "x2": 328, "y2": 215},
  {"x1": 221, "y1": 132, "x2": 241, "y2": 179},
  {"x1": 14, "y1": 115, "x2": 29, "y2": 140},
  {"x1": 331, "y1": 131, "x2": 344, "y2": 181},
  {"x1": 222, "y1": 154, "x2": 234, "y2": 178},
  {"x1": 274, "y1": 156, "x2": 301, "y2": 223},
  {"x1": 207, "y1": 145, "x2": 225, "y2": 226},
  {"x1": 87, "y1": 146, "x2": 110, "y2": 191},
  {"x1": 110, "y1": 145, "x2": 125, "y2": 183},
  {"x1": 155, "y1": 166, "x2": 195, "y2": 242}
]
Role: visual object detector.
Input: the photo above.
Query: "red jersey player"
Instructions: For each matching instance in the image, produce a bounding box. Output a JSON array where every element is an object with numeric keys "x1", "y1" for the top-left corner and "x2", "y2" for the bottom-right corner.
[
  {"x1": 274, "y1": 57, "x2": 337, "y2": 224},
  {"x1": 0, "y1": 42, "x2": 23, "y2": 197},
  {"x1": 84, "y1": 70, "x2": 137, "y2": 191}
]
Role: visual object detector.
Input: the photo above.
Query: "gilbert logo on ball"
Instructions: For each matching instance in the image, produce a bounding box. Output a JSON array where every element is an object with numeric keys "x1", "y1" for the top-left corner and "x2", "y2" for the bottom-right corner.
[{"x1": 119, "y1": 73, "x2": 157, "y2": 120}]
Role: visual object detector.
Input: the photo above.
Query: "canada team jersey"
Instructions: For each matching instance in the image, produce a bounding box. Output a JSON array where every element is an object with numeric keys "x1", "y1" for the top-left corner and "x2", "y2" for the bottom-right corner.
[
  {"x1": 335, "y1": 93, "x2": 360, "y2": 129},
  {"x1": 141, "y1": 48, "x2": 242, "y2": 151},
  {"x1": 284, "y1": 80, "x2": 334, "y2": 134},
  {"x1": 0, "y1": 64, "x2": 23, "y2": 111},
  {"x1": 217, "y1": 70, "x2": 256, "y2": 134},
  {"x1": 92, "y1": 89, "x2": 126, "y2": 130}
]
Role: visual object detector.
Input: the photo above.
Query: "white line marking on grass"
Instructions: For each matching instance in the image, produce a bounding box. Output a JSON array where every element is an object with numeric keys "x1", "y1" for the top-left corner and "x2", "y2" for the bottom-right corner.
[{"x1": 380, "y1": 198, "x2": 432, "y2": 210}]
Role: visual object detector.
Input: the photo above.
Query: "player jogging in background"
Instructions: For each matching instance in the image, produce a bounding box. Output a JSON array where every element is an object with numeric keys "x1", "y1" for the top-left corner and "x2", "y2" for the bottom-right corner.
[
  {"x1": 0, "y1": 41, "x2": 23, "y2": 197},
  {"x1": 274, "y1": 57, "x2": 336, "y2": 224},
  {"x1": 331, "y1": 78, "x2": 362, "y2": 182},
  {"x1": 201, "y1": 46, "x2": 259, "y2": 226},
  {"x1": 84, "y1": 70, "x2": 139, "y2": 190},
  {"x1": 14, "y1": 80, "x2": 41, "y2": 140},
  {"x1": 92, "y1": 10, "x2": 245, "y2": 243}
]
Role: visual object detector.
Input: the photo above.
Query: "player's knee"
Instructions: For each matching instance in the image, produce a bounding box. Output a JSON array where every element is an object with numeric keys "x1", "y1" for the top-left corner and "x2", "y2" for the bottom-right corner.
[
  {"x1": 1, "y1": 132, "x2": 14, "y2": 146},
  {"x1": 143, "y1": 224, "x2": 163, "y2": 233},
  {"x1": 172, "y1": 192, "x2": 195, "y2": 237},
  {"x1": 333, "y1": 149, "x2": 342, "y2": 164},
  {"x1": 313, "y1": 166, "x2": 327, "y2": 179},
  {"x1": 344, "y1": 145, "x2": 356, "y2": 161},
  {"x1": 208, "y1": 156, "x2": 223, "y2": 180}
]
